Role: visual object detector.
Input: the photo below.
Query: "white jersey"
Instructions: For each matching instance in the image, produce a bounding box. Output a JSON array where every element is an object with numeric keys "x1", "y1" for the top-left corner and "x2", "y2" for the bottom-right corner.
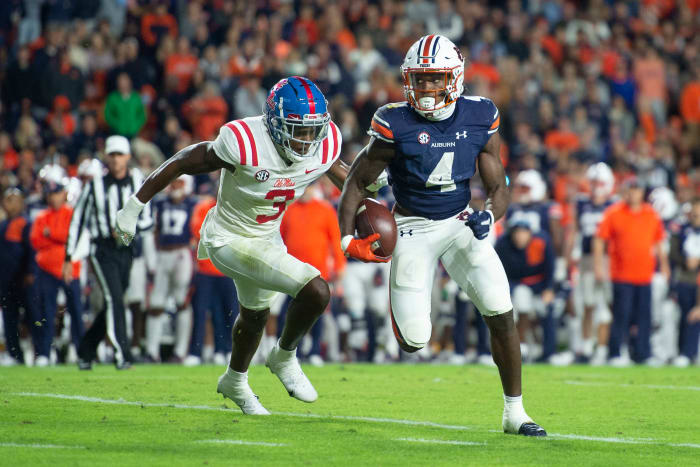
[{"x1": 199, "y1": 115, "x2": 342, "y2": 247}]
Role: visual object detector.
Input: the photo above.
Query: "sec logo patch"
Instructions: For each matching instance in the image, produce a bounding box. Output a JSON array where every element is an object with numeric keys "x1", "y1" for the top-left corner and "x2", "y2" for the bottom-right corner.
[
  {"x1": 255, "y1": 170, "x2": 270, "y2": 182},
  {"x1": 418, "y1": 131, "x2": 430, "y2": 145}
]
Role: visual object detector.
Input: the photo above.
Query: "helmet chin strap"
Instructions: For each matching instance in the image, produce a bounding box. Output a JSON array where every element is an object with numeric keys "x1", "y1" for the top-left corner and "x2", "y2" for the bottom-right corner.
[{"x1": 419, "y1": 99, "x2": 457, "y2": 121}]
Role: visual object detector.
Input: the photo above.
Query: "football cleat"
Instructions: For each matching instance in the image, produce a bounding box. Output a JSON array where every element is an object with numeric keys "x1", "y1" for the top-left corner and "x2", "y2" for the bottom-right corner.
[
  {"x1": 77, "y1": 358, "x2": 92, "y2": 371},
  {"x1": 266, "y1": 344, "x2": 318, "y2": 403},
  {"x1": 115, "y1": 360, "x2": 132, "y2": 370},
  {"x1": 517, "y1": 422, "x2": 547, "y2": 437},
  {"x1": 216, "y1": 373, "x2": 270, "y2": 415}
]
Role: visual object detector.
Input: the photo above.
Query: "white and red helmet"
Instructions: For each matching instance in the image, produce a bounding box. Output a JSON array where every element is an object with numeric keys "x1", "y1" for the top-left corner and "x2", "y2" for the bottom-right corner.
[
  {"x1": 586, "y1": 162, "x2": 615, "y2": 199},
  {"x1": 649, "y1": 186, "x2": 679, "y2": 221},
  {"x1": 167, "y1": 174, "x2": 194, "y2": 200},
  {"x1": 514, "y1": 170, "x2": 547, "y2": 204},
  {"x1": 401, "y1": 34, "x2": 465, "y2": 121}
]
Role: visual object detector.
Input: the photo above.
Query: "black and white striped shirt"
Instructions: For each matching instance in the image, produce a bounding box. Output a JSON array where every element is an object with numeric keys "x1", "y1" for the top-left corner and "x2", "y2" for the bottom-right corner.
[{"x1": 66, "y1": 168, "x2": 153, "y2": 260}]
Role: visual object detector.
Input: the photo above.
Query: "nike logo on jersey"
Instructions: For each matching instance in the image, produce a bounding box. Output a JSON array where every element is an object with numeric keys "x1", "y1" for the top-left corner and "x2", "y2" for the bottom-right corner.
[{"x1": 305, "y1": 168, "x2": 318, "y2": 174}]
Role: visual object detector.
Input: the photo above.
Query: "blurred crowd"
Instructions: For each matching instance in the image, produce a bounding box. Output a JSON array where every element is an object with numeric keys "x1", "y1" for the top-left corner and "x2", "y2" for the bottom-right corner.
[{"x1": 1, "y1": 0, "x2": 700, "y2": 368}]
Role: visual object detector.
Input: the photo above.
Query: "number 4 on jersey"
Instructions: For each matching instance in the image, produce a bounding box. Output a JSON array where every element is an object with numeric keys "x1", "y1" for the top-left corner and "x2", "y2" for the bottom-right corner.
[{"x1": 426, "y1": 151, "x2": 456, "y2": 192}]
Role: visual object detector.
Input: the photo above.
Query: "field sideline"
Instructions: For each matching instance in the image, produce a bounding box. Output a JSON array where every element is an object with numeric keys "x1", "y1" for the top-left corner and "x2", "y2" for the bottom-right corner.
[{"x1": 1, "y1": 364, "x2": 699, "y2": 466}]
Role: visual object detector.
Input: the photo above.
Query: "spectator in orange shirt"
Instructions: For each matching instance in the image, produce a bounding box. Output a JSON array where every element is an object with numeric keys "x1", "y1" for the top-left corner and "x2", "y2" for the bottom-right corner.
[
  {"x1": 182, "y1": 82, "x2": 228, "y2": 141},
  {"x1": 29, "y1": 170, "x2": 84, "y2": 367},
  {"x1": 679, "y1": 63, "x2": 700, "y2": 148},
  {"x1": 633, "y1": 45, "x2": 667, "y2": 124},
  {"x1": 593, "y1": 177, "x2": 669, "y2": 365},
  {"x1": 185, "y1": 196, "x2": 238, "y2": 366},
  {"x1": 165, "y1": 37, "x2": 198, "y2": 94},
  {"x1": 279, "y1": 183, "x2": 346, "y2": 364},
  {"x1": 141, "y1": 3, "x2": 178, "y2": 48}
]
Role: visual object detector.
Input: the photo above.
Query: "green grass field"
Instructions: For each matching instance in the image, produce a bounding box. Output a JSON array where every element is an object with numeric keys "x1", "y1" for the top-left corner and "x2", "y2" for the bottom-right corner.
[{"x1": 1, "y1": 363, "x2": 699, "y2": 466}]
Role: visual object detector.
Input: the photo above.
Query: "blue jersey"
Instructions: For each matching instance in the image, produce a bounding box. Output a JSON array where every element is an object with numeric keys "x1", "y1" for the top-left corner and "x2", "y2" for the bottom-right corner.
[
  {"x1": 0, "y1": 216, "x2": 31, "y2": 286},
  {"x1": 576, "y1": 197, "x2": 613, "y2": 255},
  {"x1": 369, "y1": 96, "x2": 500, "y2": 220},
  {"x1": 154, "y1": 197, "x2": 196, "y2": 247},
  {"x1": 506, "y1": 202, "x2": 556, "y2": 236},
  {"x1": 495, "y1": 230, "x2": 555, "y2": 293}
]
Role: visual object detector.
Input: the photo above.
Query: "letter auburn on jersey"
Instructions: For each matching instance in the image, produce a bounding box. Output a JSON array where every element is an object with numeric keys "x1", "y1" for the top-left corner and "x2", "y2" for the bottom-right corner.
[{"x1": 196, "y1": 115, "x2": 342, "y2": 310}]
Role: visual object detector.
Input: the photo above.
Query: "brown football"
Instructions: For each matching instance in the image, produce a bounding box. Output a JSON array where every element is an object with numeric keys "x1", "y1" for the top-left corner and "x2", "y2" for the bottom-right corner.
[{"x1": 355, "y1": 198, "x2": 397, "y2": 257}]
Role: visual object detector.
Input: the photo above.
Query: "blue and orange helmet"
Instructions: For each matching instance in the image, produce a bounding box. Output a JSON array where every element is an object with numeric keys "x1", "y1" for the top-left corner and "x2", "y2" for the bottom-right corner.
[{"x1": 263, "y1": 76, "x2": 330, "y2": 163}]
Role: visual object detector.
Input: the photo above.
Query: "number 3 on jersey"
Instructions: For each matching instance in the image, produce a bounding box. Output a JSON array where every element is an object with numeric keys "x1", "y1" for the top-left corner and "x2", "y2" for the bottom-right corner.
[
  {"x1": 256, "y1": 189, "x2": 295, "y2": 224},
  {"x1": 426, "y1": 151, "x2": 456, "y2": 192}
]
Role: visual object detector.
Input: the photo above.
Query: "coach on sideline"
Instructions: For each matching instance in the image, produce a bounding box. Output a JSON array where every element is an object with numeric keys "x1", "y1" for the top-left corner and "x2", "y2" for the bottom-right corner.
[
  {"x1": 64, "y1": 135, "x2": 153, "y2": 370},
  {"x1": 593, "y1": 177, "x2": 669, "y2": 366}
]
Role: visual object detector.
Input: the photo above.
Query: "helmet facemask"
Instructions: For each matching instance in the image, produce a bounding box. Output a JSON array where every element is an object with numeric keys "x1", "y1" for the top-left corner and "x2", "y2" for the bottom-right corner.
[
  {"x1": 403, "y1": 68, "x2": 463, "y2": 120},
  {"x1": 267, "y1": 113, "x2": 330, "y2": 163}
]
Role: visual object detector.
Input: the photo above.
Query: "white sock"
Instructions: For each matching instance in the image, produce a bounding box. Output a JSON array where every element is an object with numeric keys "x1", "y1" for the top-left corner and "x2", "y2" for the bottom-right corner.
[
  {"x1": 175, "y1": 307, "x2": 193, "y2": 358},
  {"x1": 582, "y1": 338, "x2": 594, "y2": 357},
  {"x1": 503, "y1": 394, "x2": 530, "y2": 423},
  {"x1": 146, "y1": 314, "x2": 164, "y2": 360},
  {"x1": 226, "y1": 366, "x2": 248, "y2": 384},
  {"x1": 276, "y1": 339, "x2": 296, "y2": 357}
]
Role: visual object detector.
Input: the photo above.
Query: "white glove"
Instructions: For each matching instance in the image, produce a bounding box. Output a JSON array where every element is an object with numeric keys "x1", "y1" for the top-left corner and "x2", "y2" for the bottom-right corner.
[
  {"x1": 115, "y1": 195, "x2": 146, "y2": 246},
  {"x1": 365, "y1": 169, "x2": 388, "y2": 192}
]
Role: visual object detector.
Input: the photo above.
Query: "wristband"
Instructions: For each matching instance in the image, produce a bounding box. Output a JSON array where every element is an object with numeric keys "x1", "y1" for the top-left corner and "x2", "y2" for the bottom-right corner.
[
  {"x1": 123, "y1": 195, "x2": 146, "y2": 217},
  {"x1": 341, "y1": 235, "x2": 354, "y2": 252}
]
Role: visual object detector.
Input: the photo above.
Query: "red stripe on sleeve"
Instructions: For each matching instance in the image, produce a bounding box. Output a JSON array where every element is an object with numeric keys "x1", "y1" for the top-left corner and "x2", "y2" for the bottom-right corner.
[
  {"x1": 330, "y1": 122, "x2": 340, "y2": 160},
  {"x1": 225, "y1": 122, "x2": 246, "y2": 165},
  {"x1": 321, "y1": 136, "x2": 329, "y2": 164},
  {"x1": 238, "y1": 120, "x2": 258, "y2": 166}
]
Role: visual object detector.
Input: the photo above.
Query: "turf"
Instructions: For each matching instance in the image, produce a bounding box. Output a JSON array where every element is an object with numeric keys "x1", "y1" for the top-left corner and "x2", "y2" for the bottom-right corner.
[{"x1": 1, "y1": 363, "x2": 698, "y2": 466}]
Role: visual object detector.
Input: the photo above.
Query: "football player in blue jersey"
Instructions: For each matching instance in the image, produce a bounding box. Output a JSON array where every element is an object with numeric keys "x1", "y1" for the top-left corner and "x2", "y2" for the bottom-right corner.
[
  {"x1": 670, "y1": 198, "x2": 700, "y2": 367},
  {"x1": 146, "y1": 175, "x2": 197, "y2": 363},
  {"x1": 571, "y1": 163, "x2": 615, "y2": 364},
  {"x1": 338, "y1": 34, "x2": 546, "y2": 436}
]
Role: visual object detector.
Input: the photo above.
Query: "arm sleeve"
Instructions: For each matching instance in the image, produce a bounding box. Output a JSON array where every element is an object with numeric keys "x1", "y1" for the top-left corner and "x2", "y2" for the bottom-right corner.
[
  {"x1": 367, "y1": 105, "x2": 395, "y2": 143},
  {"x1": 654, "y1": 216, "x2": 665, "y2": 244},
  {"x1": 48, "y1": 210, "x2": 71, "y2": 244},
  {"x1": 596, "y1": 208, "x2": 612, "y2": 241},
  {"x1": 29, "y1": 214, "x2": 50, "y2": 250},
  {"x1": 483, "y1": 98, "x2": 500, "y2": 135},
  {"x1": 65, "y1": 181, "x2": 93, "y2": 261},
  {"x1": 211, "y1": 123, "x2": 243, "y2": 167}
]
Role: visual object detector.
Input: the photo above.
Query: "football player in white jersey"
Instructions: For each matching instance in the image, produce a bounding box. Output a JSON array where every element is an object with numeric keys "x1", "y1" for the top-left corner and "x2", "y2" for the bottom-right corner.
[{"x1": 114, "y1": 77, "x2": 384, "y2": 415}]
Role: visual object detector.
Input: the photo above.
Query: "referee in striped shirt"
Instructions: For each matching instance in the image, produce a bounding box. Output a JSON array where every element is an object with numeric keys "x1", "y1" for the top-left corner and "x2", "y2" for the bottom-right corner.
[{"x1": 64, "y1": 135, "x2": 153, "y2": 370}]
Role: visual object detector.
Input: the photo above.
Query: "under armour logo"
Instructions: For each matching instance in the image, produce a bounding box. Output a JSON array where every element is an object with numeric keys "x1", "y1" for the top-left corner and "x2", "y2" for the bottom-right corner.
[
  {"x1": 400, "y1": 229, "x2": 413, "y2": 237},
  {"x1": 456, "y1": 131, "x2": 468, "y2": 139}
]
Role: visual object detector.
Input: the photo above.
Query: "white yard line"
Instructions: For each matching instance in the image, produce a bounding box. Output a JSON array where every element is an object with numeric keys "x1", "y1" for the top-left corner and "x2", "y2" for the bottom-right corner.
[
  {"x1": 274, "y1": 411, "x2": 472, "y2": 430},
  {"x1": 11, "y1": 392, "x2": 700, "y2": 449},
  {"x1": 196, "y1": 440, "x2": 287, "y2": 447},
  {"x1": 565, "y1": 380, "x2": 700, "y2": 391},
  {"x1": 0, "y1": 442, "x2": 85, "y2": 449},
  {"x1": 548, "y1": 434, "x2": 655, "y2": 444},
  {"x1": 395, "y1": 437, "x2": 486, "y2": 446}
]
